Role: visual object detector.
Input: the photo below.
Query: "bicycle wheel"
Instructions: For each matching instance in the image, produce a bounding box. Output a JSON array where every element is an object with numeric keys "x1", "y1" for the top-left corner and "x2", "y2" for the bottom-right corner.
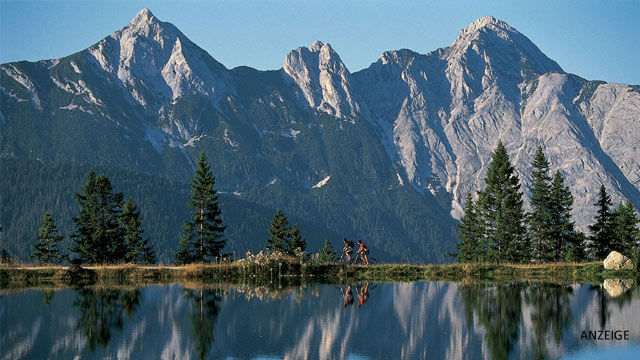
[{"x1": 367, "y1": 257, "x2": 377, "y2": 265}]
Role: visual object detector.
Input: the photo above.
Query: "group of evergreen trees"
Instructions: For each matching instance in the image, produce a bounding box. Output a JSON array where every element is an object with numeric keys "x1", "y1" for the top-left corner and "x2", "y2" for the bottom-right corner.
[
  {"x1": 69, "y1": 169, "x2": 156, "y2": 265},
  {"x1": 265, "y1": 209, "x2": 306, "y2": 255},
  {"x1": 24, "y1": 151, "x2": 231, "y2": 266},
  {"x1": 454, "y1": 142, "x2": 640, "y2": 263},
  {"x1": 588, "y1": 187, "x2": 640, "y2": 258},
  {"x1": 29, "y1": 169, "x2": 156, "y2": 265}
]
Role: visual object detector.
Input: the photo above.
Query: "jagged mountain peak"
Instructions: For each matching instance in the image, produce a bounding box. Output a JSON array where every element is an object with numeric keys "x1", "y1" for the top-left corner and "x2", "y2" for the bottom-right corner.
[
  {"x1": 446, "y1": 16, "x2": 562, "y2": 76},
  {"x1": 285, "y1": 41, "x2": 340, "y2": 64},
  {"x1": 283, "y1": 40, "x2": 360, "y2": 118},
  {"x1": 309, "y1": 40, "x2": 325, "y2": 52},
  {"x1": 130, "y1": 8, "x2": 157, "y2": 26},
  {"x1": 379, "y1": 49, "x2": 420, "y2": 67},
  {"x1": 83, "y1": 8, "x2": 229, "y2": 109},
  {"x1": 459, "y1": 16, "x2": 514, "y2": 35}
]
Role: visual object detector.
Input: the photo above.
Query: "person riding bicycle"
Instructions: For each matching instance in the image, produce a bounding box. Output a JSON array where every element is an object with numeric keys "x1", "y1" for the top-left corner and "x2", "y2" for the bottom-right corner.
[
  {"x1": 356, "y1": 240, "x2": 369, "y2": 264},
  {"x1": 342, "y1": 238, "x2": 355, "y2": 261}
]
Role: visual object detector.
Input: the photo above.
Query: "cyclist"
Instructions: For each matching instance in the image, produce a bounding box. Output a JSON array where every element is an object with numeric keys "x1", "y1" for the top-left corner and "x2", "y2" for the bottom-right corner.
[
  {"x1": 356, "y1": 240, "x2": 369, "y2": 264},
  {"x1": 341, "y1": 238, "x2": 355, "y2": 261}
]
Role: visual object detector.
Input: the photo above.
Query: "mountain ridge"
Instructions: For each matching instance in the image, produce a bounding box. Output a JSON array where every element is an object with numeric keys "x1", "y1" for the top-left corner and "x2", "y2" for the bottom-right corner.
[{"x1": 2, "y1": 9, "x2": 640, "y2": 262}]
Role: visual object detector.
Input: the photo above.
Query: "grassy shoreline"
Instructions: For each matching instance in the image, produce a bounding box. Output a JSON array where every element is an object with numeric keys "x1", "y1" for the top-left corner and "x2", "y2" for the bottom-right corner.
[{"x1": 0, "y1": 261, "x2": 636, "y2": 289}]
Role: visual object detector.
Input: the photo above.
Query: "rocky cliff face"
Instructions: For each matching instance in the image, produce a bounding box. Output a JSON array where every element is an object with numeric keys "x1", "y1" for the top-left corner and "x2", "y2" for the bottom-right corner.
[
  {"x1": 2, "y1": 9, "x2": 640, "y2": 241},
  {"x1": 283, "y1": 41, "x2": 361, "y2": 119},
  {"x1": 353, "y1": 16, "x2": 640, "y2": 228}
]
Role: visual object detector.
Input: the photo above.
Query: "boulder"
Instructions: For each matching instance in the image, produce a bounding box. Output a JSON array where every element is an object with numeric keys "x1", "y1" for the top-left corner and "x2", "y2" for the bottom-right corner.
[
  {"x1": 603, "y1": 251, "x2": 634, "y2": 270},
  {"x1": 603, "y1": 279, "x2": 634, "y2": 297}
]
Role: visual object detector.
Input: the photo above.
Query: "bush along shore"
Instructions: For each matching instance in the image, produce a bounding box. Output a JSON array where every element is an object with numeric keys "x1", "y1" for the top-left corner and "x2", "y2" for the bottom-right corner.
[{"x1": 1, "y1": 259, "x2": 638, "y2": 290}]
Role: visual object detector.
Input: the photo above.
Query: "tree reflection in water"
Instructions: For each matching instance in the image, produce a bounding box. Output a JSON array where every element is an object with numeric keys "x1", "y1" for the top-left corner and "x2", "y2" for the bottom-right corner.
[
  {"x1": 460, "y1": 282, "x2": 574, "y2": 360},
  {"x1": 525, "y1": 283, "x2": 573, "y2": 359},
  {"x1": 42, "y1": 289, "x2": 55, "y2": 306},
  {"x1": 182, "y1": 287, "x2": 223, "y2": 360},
  {"x1": 73, "y1": 288, "x2": 141, "y2": 352}
]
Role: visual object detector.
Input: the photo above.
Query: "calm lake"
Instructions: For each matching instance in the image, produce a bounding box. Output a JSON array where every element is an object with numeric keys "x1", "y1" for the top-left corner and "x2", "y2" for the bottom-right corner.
[{"x1": 1, "y1": 281, "x2": 639, "y2": 359}]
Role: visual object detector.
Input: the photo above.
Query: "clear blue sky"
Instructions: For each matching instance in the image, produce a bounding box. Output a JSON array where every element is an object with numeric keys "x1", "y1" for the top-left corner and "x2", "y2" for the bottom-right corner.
[{"x1": 1, "y1": 0, "x2": 639, "y2": 84}]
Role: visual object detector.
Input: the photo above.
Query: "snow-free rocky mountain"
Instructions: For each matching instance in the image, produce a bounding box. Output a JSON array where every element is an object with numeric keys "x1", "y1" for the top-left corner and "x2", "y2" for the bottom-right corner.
[{"x1": 2, "y1": 9, "x2": 640, "y2": 262}]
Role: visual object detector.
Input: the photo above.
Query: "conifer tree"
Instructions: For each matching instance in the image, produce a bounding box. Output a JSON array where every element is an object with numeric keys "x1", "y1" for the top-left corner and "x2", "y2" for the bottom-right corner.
[
  {"x1": 266, "y1": 209, "x2": 290, "y2": 253},
  {"x1": 31, "y1": 212, "x2": 66, "y2": 265},
  {"x1": 288, "y1": 224, "x2": 307, "y2": 255},
  {"x1": 1, "y1": 248, "x2": 11, "y2": 264},
  {"x1": 121, "y1": 198, "x2": 156, "y2": 264},
  {"x1": 174, "y1": 236, "x2": 195, "y2": 265},
  {"x1": 477, "y1": 141, "x2": 529, "y2": 263},
  {"x1": 180, "y1": 152, "x2": 226, "y2": 263},
  {"x1": 318, "y1": 238, "x2": 337, "y2": 263},
  {"x1": 527, "y1": 146, "x2": 553, "y2": 262},
  {"x1": 547, "y1": 171, "x2": 577, "y2": 262},
  {"x1": 567, "y1": 231, "x2": 587, "y2": 262},
  {"x1": 612, "y1": 200, "x2": 640, "y2": 254},
  {"x1": 454, "y1": 193, "x2": 485, "y2": 262},
  {"x1": 71, "y1": 170, "x2": 125, "y2": 264},
  {"x1": 588, "y1": 185, "x2": 614, "y2": 259}
]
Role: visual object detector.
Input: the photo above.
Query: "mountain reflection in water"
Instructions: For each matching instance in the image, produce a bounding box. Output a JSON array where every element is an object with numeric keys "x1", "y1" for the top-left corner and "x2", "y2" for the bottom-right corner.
[{"x1": 0, "y1": 281, "x2": 639, "y2": 359}]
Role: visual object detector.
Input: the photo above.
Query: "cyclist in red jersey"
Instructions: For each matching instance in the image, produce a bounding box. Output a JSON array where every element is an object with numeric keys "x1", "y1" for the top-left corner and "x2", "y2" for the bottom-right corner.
[{"x1": 356, "y1": 240, "x2": 369, "y2": 264}]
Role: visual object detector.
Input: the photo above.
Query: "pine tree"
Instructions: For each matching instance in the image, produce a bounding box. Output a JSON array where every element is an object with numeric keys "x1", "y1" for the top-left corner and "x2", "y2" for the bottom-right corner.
[
  {"x1": 121, "y1": 198, "x2": 156, "y2": 264},
  {"x1": 181, "y1": 152, "x2": 226, "y2": 263},
  {"x1": 527, "y1": 146, "x2": 553, "y2": 262},
  {"x1": 588, "y1": 185, "x2": 614, "y2": 259},
  {"x1": 454, "y1": 193, "x2": 486, "y2": 262},
  {"x1": 477, "y1": 141, "x2": 529, "y2": 263},
  {"x1": 1, "y1": 248, "x2": 10, "y2": 264},
  {"x1": 31, "y1": 212, "x2": 66, "y2": 265},
  {"x1": 567, "y1": 231, "x2": 587, "y2": 262},
  {"x1": 174, "y1": 236, "x2": 196, "y2": 265},
  {"x1": 318, "y1": 238, "x2": 337, "y2": 263},
  {"x1": 612, "y1": 200, "x2": 640, "y2": 255},
  {"x1": 266, "y1": 209, "x2": 291, "y2": 253},
  {"x1": 70, "y1": 170, "x2": 125, "y2": 264},
  {"x1": 288, "y1": 224, "x2": 307, "y2": 255},
  {"x1": 547, "y1": 171, "x2": 576, "y2": 262}
]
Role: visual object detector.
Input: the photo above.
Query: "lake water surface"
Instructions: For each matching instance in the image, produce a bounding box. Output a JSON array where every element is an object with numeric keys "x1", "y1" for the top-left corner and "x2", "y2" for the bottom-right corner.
[{"x1": 1, "y1": 281, "x2": 639, "y2": 359}]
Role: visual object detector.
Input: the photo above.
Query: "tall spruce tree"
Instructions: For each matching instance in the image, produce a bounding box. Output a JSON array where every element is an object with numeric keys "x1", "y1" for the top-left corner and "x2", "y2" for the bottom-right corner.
[
  {"x1": 121, "y1": 198, "x2": 156, "y2": 264},
  {"x1": 588, "y1": 185, "x2": 614, "y2": 259},
  {"x1": 70, "y1": 170, "x2": 125, "y2": 264},
  {"x1": 547, "y1": 171, "x2": 577, "y2": 262},
  {"x1": 477, "y1": 141, "x2": 529, "y2": 263},
  {"x1": 288, "y1": 225, "x2": 307, "y2": 255},
  {"x1": 31, "y1": 212, "x2": 66, "y2": 265},
  {"x1": 567, "y1": 231, "x2": 587, "y2": 262},
  {"x1": 180, "y1": 152, "x2": 226, "y2": 263},
  {"x1": 612, "y1": 200, "x2": 640, "y2": 255},
  {"x1": 527, "y1": 146, "x2": 553, "y2": 262},
  {"x1": 454, "y1": 193, "x2": 486, "y2": 262},
  {"x1": 266, "y1": 209, "x2": 291, "y2": 253}
]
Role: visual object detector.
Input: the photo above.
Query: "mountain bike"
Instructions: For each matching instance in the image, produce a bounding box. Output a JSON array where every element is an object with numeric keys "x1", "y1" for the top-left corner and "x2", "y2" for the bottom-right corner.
[
  {"x1": 334, "y1": 249, "x2": 355, "y2": 265},
  {"x1": 353, "y1": 251, "x2": 377, "y2": 265}
]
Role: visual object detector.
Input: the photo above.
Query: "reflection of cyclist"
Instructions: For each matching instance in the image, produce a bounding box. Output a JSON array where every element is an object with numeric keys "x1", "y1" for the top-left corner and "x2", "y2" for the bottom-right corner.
[
  {"x1": 342, "y1": 238, "x2": 355, "y2": 261},
  {"x1": 358, "y1": 283, "x2": 369, "y2": 307},
  {"x1": 356, "y1": 240, "x2": 369, "y2": 264},
  {"x1": 343, "y1": 285, "x2": 354, "y2": 307}
]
